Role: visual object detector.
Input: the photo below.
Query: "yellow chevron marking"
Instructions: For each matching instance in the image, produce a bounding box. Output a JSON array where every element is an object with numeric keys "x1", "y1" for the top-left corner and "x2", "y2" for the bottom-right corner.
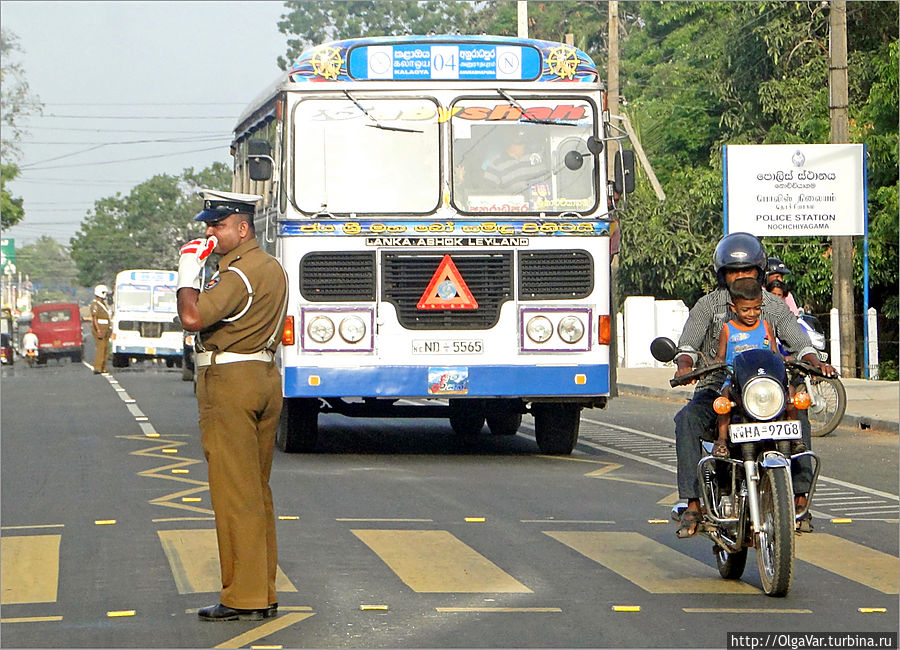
[
  {"x1": 1, "y1": 535, "x2": 61, "y2": 604},
  {"x1": 796, "y1": 533, "x2": 899, "y2": 594},
  {"x1": 157, "y1": 529, "x2": 296, "y2": 595},
  {"x1": 657, "y1": 491, "x2": 681, "y2": 505},
  {"x1": 545, "y1": 531, "x2": 758, "y2": 594},
  {"x1": 121, "y1": 435, "x2": 212, "y2": 514},
  {"x1": 352, "y1": 529, "x2": 531, "y2": 593},
  {"x1": 214, "y1": 612, "x2": 315, "y2": 649}
]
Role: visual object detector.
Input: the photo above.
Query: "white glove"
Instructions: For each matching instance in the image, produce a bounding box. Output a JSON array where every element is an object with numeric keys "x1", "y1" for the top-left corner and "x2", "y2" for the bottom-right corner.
[{"x1": 177, "y1": 236, "x2": 217, "y2": 290}]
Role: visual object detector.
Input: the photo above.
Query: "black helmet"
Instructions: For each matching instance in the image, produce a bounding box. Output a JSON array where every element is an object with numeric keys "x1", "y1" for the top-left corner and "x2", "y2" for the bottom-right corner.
[
  {"x1": 766, "y1": 256, "x2": 791, "y2": 278},
  {"x1": 713, "y1": 232, "x2": 767, "y2": 287}
]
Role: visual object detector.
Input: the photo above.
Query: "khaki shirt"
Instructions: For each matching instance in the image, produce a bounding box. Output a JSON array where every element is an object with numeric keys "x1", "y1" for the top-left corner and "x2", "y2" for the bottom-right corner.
[
  {"x1": 196, "y1": 239, "x2": 287, "y2": 354},
  {"x1": 90, "y1": 298, "x2": 112, "y2": 337}
]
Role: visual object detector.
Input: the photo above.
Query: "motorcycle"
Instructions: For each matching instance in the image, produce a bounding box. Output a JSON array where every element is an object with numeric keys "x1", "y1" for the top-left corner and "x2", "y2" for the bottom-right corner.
[
  {"x1": 797, "y1": 313, "x2": 846, "y2": 437},
  {"x1": 24, "y1": 348, "x2": 38, "y2": 367},
  {"x1": 650, "y1": 337, "x2": 824, "y2": 597}
]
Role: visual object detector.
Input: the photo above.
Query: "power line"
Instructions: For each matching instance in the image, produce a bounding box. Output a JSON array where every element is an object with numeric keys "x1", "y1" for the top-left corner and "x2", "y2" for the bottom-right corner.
[
  {"x1": 20, "y1": 146, "x2": 226, "y2": 171},
  {"x1": 21, "y1": 114, "x2": 238, "y2": 120}
]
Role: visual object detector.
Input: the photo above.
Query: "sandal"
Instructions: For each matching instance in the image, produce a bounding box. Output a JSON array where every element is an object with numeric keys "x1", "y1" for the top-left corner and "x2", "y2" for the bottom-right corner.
[
  {"x1": 796, "y1": 512, "x2": 814, "y2": 533},
  {"x1": 676, "y1": 509, "x2": 702, "y2": 539},
  {"x1": 712, "y1": 440, "x2": 730, "y2": 458}
]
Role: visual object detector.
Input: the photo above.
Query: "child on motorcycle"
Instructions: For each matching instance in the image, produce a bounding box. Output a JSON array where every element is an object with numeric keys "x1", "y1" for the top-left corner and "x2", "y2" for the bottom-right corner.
[{"x1": 713, "y1": 278, "x2": 801, "y2": 457}]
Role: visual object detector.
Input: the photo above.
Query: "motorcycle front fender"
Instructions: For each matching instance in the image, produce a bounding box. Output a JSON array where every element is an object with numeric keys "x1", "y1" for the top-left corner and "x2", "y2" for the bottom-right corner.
[{"x1": 759, "y1": 451, "x2": 790, "y2": 469}]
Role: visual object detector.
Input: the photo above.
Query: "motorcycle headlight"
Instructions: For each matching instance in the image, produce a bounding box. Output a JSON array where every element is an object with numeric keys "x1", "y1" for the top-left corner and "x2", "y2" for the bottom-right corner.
[
  {"x1": 557, "y1": 316, "x2": 585, "y2": 344},
  {"x1": 741, "y1": 376, "x2": 785, "y2": 421},
  {"x1": 307, "y1": 316, "x2": 335, "y2": 343},
  {"x1": 525, "y1": 316, "x2": 553, "y2": 343},
  {"x1": 339, "y1": 316, "x2": 366, "y2": 343}
]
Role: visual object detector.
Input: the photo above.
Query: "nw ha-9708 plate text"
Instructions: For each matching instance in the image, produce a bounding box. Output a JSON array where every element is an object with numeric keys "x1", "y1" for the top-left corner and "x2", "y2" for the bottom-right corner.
[{"x1": 729, "y1": 420, "x2": 802, "y2": 443}]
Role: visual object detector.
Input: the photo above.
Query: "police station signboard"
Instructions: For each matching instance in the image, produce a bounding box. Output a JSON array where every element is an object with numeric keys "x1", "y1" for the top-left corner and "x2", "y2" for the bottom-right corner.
[{"x1": 723, "y1": 144, "x2": 865, "y2": 237}]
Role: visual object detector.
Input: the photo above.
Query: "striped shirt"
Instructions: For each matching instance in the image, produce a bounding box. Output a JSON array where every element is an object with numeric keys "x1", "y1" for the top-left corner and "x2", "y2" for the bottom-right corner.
[{"x1": 676, "y1": 287, "x2": 816, "y2": 391}]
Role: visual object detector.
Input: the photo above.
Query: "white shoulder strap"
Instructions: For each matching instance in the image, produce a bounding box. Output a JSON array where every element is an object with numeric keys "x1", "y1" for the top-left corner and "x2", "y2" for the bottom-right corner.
[
  {"x1": 264, "y1": 265, "x2": 290, "y2": 351},
  {"x1": 221, "y1": 266, "x2": 253, "y2": 323}
]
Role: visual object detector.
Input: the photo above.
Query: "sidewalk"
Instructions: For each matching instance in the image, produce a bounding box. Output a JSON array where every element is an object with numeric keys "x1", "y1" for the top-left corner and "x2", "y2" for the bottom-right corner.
[{"x1": 615, "y1": 367, "x2": 899, "y2": 435}]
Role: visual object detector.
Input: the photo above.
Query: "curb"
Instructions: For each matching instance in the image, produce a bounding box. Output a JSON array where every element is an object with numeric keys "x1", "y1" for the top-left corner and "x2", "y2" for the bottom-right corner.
[{"x1": 617, "y1": 383, "x2": 899, "y2": 436}]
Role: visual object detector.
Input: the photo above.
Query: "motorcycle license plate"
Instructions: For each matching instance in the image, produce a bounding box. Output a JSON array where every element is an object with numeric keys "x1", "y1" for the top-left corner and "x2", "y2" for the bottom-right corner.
[{"x1": 729, "y1": 420, "x2": 801, "y2": 443}]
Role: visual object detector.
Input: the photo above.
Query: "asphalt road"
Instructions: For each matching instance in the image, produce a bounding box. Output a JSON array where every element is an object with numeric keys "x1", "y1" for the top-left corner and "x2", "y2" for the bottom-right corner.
[{"x1": 2, "y1": 343, "x2": 897, "y2": 649}]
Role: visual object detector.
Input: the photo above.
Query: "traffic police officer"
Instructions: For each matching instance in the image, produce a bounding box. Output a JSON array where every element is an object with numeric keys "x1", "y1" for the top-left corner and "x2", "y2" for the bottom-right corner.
[
  {"x1": 176, "y1": 189, "x2": 288, "y2": 622},
  {"x1": 90, "y1": 284, "x2": 112, "y2": 374}
]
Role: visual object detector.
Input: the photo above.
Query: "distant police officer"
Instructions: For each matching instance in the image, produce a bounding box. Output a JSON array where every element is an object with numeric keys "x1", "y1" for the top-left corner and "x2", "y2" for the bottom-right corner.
[
  {"x1": 176, "y1": 189, "x2": 288, "y2": 622},
  {"x1": 90, "y1": 284, "x2": 112, "y2": 374}
]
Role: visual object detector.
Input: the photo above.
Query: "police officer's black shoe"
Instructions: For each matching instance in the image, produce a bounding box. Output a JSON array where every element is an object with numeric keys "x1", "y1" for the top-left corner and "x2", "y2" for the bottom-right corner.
[
  {"x1": 197, "y1": 603, "x2": 267, "y2": 621},
  {"x1": 265, "y1": 603, "x2": 278, "y2": 618}
]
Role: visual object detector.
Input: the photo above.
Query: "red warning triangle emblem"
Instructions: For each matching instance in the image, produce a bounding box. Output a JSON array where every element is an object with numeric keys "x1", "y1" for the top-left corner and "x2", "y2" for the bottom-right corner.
[{"x1": 416, "y1": 254, "x2": 479, "y2": 310}]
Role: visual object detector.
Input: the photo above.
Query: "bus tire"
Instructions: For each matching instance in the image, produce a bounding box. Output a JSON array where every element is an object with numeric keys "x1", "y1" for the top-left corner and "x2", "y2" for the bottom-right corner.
[
  {"x1": 533, "y1": 403, "x2": 581, "y2": 455},
  {"x1": 486, "y1": 399, "x2": 522, "y2": 436},
  {"x1": 276, "y1": 398, "x2": 318, "y2": 453},
  {"x1": 449, "y1": 398, "x2": 485, "y2": 436},
  {"x1": 112, "y1": 353, "x2": 130, "y2": 368}
]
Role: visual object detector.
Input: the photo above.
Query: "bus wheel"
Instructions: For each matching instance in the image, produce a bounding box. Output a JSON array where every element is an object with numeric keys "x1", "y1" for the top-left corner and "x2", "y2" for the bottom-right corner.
[
  {"x1": 276, "y1": 398, "x2": 318, "y2": 453},
  {"x1": 112, "y1": 353, "x2": 130, "y2": 368},
  {"x1": 486, "y1": 399, "x2": 522, "y2": 436},
  {"x1": 449, "y1": 398, "x2": 485, "y2": 436},
  {"x1": 533, "y1": 403, "x2": 581, "y2": 455}
]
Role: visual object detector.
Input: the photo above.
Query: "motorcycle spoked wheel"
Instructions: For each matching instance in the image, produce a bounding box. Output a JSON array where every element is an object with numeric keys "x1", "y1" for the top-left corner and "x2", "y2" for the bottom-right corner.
[
  {"x1": 755, "y1": 466, "x2": 795, "y2": 596},
  {"x1": 807, "y1": 376, "x2": 847, "y2": 437}
]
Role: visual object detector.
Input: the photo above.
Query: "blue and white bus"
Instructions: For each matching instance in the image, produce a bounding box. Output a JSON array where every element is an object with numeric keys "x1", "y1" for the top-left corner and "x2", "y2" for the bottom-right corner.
[
  {"x1": 229, "y1": 35, "x2": 633, "y2": 453},
  {"x1": 111, "y1": 269, "x2": 182, "y2": 368}
]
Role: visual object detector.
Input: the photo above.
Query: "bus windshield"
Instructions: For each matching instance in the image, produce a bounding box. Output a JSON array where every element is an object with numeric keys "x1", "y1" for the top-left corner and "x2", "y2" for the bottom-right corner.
[
  {"x1": 451, "y1": 98, "x2": 597, "y2": 214},
  {"x1": 293, "y1": 97, "x2": 440, "y2": 214},
  {"x1": 154, "y1": 286, "x2": 177, "y2": 313},
  {"x1": 117, "y1": 284, "x2": 152, "y2": 311}
]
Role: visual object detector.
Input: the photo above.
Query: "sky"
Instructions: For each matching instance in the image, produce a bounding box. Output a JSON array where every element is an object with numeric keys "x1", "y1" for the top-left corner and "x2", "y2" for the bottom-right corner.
[{"x1": 2, "y1": 1, "x2": 289, "y2": 246}]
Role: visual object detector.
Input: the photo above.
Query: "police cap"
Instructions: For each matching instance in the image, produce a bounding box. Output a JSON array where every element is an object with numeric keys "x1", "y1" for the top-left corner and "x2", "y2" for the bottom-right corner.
[{"x1": 194, "y1": 189, "x2": 262, "y2": 223}]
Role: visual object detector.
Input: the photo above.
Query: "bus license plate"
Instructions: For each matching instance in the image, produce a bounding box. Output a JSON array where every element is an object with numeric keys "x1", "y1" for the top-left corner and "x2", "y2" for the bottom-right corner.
[
  {"x1": 729, "y1": 420, "x2": 801, "y2": 443},
  {"x1": 412, "y1": 339, "x2": 483, "y2": 355}
]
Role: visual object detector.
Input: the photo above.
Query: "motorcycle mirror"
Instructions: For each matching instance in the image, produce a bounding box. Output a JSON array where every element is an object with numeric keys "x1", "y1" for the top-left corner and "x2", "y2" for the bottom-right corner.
[
  {"x1": 650, "y1": 337, "x2": 678, "y2": 363},
  {"x1": 586, "y1": 135, "x2": 604, "y2": 155}
]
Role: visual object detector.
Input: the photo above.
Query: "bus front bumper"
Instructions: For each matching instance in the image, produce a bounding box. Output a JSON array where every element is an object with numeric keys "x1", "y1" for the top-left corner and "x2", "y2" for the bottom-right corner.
[{"x1": 283, "y1": 364, "x2": 609, "y2": 399}]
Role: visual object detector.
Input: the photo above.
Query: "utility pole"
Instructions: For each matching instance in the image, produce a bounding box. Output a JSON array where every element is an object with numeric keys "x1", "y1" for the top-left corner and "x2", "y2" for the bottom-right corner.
[
  {"x1": 829, "y1": 0, "x2": 857, "y2": 376},
  {"x1": 517, "y1": 1, "x2": 528, "y2": 38},
  {"x1": 607, "y1": 0, "x2": 620, "y2": 395}
]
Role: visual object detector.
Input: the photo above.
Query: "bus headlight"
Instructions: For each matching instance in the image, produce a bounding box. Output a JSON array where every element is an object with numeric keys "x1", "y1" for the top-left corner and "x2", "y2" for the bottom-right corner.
[
  {"x1": 307, "y1": 316, "x2": 335, "y2": 343},
  {"x1": 526, "y1": 316, "x2": 553, "y2": 343},
  {"x1": 557, "y1": 316, "x2": 585, "y2": 343},
  {"x1": 742, "y1": 377, "x2": 785, "y2": 421},
  {"x1": 339, "y1": 316, "x2": 366, "y2": 343}
]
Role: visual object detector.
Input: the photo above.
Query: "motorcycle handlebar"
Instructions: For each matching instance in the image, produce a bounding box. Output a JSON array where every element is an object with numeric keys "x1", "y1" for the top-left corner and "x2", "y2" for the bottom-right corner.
[{"x1": 670, "y1": 362, "x2": 729, "y2": 387}]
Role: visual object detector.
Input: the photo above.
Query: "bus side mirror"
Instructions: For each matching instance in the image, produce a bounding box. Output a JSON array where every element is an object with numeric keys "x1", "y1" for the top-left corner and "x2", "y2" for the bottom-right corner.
[
  {"x1": 248, "y1": 139, "x2": 274, "y2": 181},
  {"x1": 614, "y1": 149, "x2": 635, "y2": 194}
]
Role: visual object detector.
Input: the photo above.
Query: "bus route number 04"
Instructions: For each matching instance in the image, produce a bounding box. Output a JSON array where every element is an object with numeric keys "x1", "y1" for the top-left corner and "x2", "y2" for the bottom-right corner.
[{"x1": 431, "y1": 46, "x2": 459, "y2": 79}]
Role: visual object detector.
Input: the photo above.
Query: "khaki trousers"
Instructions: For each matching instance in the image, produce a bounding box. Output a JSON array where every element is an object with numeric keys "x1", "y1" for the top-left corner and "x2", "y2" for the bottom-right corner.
[
  {"x1": 197, "y1": 360, "x2": 282, "y2": 610},
  {"x1": 93, "y1": 333, "x2": 110, "y2": 372}
]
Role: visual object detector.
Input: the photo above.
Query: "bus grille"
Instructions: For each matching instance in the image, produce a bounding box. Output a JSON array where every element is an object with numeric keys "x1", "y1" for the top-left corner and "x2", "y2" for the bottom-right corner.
[
  {"x1": 117, "y1": 321, "x2": 179, "y2": 337},
  {"x1": 518, "y1": 250, "x2": 593, "y2": 300},
  {"x1": 382, "y1": 252, "x2": 513, "y2": 330},
  {"x1": 300, "y1": 252, "x2": 376, "y2": 301}
]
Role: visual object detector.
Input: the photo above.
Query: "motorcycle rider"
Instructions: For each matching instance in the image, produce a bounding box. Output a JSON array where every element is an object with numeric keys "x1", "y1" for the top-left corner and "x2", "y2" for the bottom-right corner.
[
  {"x1": 90, "y1": 284, "x2": 113, "y2": 374},
  {"x1": 22, "y1": 328, "x2": 39, "y2": 364},
  {"x1": 766, "y1": 256, "x2": 799, "y2": 315},
  {"x1": 673, "y1": 233, "x2": 836, "y2": 538}
]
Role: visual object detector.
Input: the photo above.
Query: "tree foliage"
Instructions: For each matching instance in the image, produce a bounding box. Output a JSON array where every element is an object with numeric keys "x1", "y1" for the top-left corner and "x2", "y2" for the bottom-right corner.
[{"x1": 69, "y1": 163, "x2": 232, "y2": 287}]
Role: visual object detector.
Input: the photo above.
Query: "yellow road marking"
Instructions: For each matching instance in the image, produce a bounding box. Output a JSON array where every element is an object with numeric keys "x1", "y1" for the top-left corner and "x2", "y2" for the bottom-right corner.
[
  {"x1": 107, "y1": 610, "x2": 135, "y2": 617},
  {"x1": 1, "y1": 535, "x2": 61, "y2": 604},
  {"x1": 336, "y1": 518, "x2": 433, "y2": 522},
  {"x1": 0, "y1": 524, "x2": 64, "y2": 531},
  {"x1": 612, "y1": 605, "x2": 641, "y2": 612},
  {"x1": 545, "y1": 531, "x2": 758, "y2": 594},
  {"x1": 157, "y1": 529, "x2": 297, "y2": 595},
  {"x1": 521, "y1": 520, "x2": 615, "y2": 524},
  {"x1": 831, "y1": 518, "x2": 853, "y2": 523},
  {"x1": 657, "y1": 491, "x2": 681, "y2": 505},
  {"x1": 152, "y1": 517, "x2": 215, "y2": 523},
  {"x1": 683, "y1": 608, "x2": 812, "y2": 614},
  {"x1": 94, "y1": 520, "x2": 116, "y2": 525},
  {"x1": 1, "y1": 616, "x2": 64, "y2": 623},
  {"x1": 465, "y1": 517, "x2": 486, "y2": 523},
  {"x1": 278, "y1": 516, "x2": 299, "y2": 520},
  {"x1": 647, "y1": 519, "x2": 668, "y2": 524},
  {"x1": 796, "y1": 534, "x2": 899, "y2": 594},
  {"x1": 214, "y1": 612, "x2": 314, "y2": 649},
  {"x1": 352, "y1": 529, "x2": 532, "y2": 593},
  {"x1": 859, "y1": 608, "x2": 887, "y2": 613},
  {"x1": 360, "y1": 604, "x2": 388, "y2": 610},
  {"x1": 436, "y1": 607, "x2": 561, "y2": 613}
]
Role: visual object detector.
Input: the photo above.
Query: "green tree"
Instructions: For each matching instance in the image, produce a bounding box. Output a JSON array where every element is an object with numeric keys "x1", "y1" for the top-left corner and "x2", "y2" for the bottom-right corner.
[
  {"x1": 14, "y1": 235, "x2": 80, "y2": 301},
  {"x1": 69, "y1": 162, "x2": 232, "y2": 286},
  {"x1": 1, "y1": 28, "x2": 42, "y2": 230}
]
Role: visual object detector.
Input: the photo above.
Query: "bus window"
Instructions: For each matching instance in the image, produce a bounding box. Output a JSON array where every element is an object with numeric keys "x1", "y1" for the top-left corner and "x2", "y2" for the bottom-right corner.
[
  {"x1": 451, "y1": 98, "x2": 597, "y2": 214},
  {"x1": 117, "y1": 284, "x2": 152, "y2": 311},
  {"x1": 154, "y1": 286, "x2": 177, "y2": 313},
  {"x1": 293, "y1": 97, "x2": 440, "y2": 214}
]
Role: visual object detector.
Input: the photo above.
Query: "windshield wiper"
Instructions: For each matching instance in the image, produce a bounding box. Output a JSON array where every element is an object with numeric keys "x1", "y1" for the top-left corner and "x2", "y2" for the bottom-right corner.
[
  {"x1": 343, "y1": 90, "x2": 423, "y2": 133},
  {"x1": 495, "y1": 88, "x2": 580, "y2": 127}
]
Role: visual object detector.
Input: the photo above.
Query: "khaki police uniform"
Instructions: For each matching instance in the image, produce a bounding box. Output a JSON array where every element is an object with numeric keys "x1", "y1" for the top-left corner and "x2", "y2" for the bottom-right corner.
[
  {"x1": 90, "y1": 297, "x2": 112, "y2": 372},
  {"x1": 194, "y1": 238, "x2": 287, "y2": 611}
]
